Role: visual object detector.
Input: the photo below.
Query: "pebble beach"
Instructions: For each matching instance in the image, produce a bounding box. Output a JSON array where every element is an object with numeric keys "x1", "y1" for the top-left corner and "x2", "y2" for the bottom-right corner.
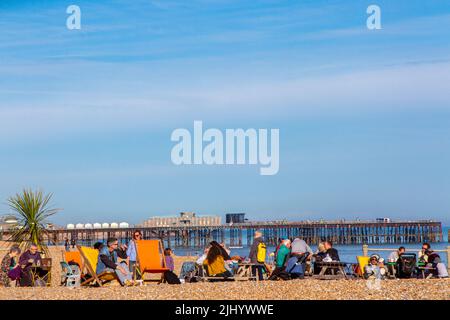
[{"x1": 0, "y1": 244, "x2": 449, "y2": 300}]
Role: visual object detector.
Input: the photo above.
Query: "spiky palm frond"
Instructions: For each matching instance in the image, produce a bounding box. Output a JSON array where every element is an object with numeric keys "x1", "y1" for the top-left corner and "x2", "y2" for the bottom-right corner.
[{"x1": 8, "y1": 189, "x2": 60, "y2": 254}]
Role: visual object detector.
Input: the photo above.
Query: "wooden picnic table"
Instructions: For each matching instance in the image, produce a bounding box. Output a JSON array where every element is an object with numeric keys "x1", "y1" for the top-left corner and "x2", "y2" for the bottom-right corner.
[
  {"x1": 234, "y1": 263, "x2": 259, "y2": 281},
  {"x1": 314, "y1": 261, "x2": 351, "y2": 280},
  {"x1": 416, "y1": 266, "x2": 436, "y2": 279},
  {"x1": 30, "y1": 263, "x2": 52, "y2": 286}
]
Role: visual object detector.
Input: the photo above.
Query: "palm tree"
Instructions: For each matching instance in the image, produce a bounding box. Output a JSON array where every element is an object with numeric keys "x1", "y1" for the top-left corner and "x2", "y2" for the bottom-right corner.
[{"x1": 7, "y1": 189, "x2": 60, "y2": 254}]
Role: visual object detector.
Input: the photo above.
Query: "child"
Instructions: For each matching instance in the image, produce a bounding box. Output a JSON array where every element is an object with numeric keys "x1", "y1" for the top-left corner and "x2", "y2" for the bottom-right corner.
[{"x1": 164, "y1": 248, "x2": 175, "y2": 271}]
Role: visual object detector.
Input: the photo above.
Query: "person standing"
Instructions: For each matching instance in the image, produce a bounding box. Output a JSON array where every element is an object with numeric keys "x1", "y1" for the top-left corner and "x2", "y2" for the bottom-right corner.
[
  {"x1": 64, "y1": 239, "x2": 70, "y2": 252},
  {"x1": 248, "y1": 230, "x2": 266, "y2": 280},
  {"x1": 126, "y1": 230, "x2": 142, "y2": 279}
]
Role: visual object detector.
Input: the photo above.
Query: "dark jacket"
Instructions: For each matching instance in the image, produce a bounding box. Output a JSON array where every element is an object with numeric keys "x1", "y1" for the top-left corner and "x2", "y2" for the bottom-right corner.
[
  {"x1": 249, "y1": 237, "x2": 264, "y2": 264},
  {"x1": 19, "y1": 250, "x2": 42, "y2": 272},
  {"x1": 326, "y1": 248, "x2": 340, "y2": 261},
  {"x1": 96, "y1": 247, "x2": 127, "y2": 274}
]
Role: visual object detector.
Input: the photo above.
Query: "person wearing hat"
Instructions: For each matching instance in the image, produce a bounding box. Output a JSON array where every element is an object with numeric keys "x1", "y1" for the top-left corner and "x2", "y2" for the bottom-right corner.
[
  {"x1": 248, "y1": 230, "x2": 266, "y2": 280},
  {"x1": 364, "y1": 254, "x2": 386, "y2": 280}
]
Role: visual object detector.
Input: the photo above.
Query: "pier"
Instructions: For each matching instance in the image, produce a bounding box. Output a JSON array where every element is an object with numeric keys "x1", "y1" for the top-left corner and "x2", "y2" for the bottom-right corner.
[{"x1": 34, "y1": 220, "x2": 444, "y2": 248}]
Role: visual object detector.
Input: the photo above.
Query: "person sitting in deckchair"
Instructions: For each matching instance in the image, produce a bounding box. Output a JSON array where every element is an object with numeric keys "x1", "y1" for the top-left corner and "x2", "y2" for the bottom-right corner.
[
  {"x1": 96, "y1": 237, "x2": 133, "y2": 286},
  {"x1": 364, "y1": 254, "x2": 386, "y2": 280}
]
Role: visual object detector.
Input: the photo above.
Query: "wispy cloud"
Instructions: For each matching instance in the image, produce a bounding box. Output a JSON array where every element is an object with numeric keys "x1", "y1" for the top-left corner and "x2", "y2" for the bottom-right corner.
[{"x1": 0, "y1": 60, "x2": 449, "y2": 144}]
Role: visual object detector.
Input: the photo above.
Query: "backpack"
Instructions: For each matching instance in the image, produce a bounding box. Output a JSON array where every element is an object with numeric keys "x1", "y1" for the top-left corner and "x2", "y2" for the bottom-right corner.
[
  {"x1": 286, "y1": 256, "x2": 304, "y2": 278},
  {"x1": 163, "y1": 270, "x2": 181, "y2": 284},
  {"x1": 257, "y1": 242, "x2": 267, "y2": 263}
]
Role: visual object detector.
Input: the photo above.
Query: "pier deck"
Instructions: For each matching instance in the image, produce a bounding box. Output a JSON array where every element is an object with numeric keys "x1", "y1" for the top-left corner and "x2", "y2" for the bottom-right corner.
[{"x1": 21, "y1": 220, "x2": 443, "y2": 248}]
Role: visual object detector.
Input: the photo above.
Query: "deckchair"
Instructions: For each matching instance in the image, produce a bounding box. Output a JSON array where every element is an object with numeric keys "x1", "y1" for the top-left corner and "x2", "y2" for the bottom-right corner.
[
  {"x1": 135, "y1": 239, "x2": 169, "y2": 283},
  {"x1": 60, "y1": 261, "x2": 81, "y2": 287},
  {"x1": 76, "y1": 245, "x2": 117, "y2": 286},
  {"x1": 63, "y1": 251, "x2": 92, "y2": 283},
  {"x1": 356, "y1": 256, "x2": 370, "y2": 277},
  {"x1": 64, "y1": 251, "x2": 84, "y2": 271}
]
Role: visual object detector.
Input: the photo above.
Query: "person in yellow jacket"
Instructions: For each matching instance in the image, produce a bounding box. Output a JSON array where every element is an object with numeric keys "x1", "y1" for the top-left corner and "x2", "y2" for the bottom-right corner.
[
  {"x1": 203, "y1": 245, "x2": 233, "y2": 278},
  {"x1": 249, "y1": 230, "x2": 266, "y2": 280}
]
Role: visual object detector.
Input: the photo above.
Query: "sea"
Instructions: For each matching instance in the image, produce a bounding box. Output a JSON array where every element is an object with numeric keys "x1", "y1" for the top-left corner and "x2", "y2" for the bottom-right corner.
[{"x1": 170, "y1": 226, "x2": 450, "y2": 265}]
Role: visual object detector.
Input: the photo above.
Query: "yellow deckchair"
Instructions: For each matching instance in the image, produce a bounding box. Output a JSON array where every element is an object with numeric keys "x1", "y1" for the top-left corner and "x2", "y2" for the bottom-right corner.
[
  {"x1": 135, "y1": 239, "x2": 169, "y2": 283},
  {"x1": 77, "y1": 245, "x2": 117, "y2": 286},
  {"x1": 356, "y1": 256, "x2": 370, "y2": 277}
]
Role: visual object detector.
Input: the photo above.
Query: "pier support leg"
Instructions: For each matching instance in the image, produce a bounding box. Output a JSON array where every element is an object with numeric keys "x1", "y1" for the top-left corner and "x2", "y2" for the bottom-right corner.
[{"x1": 447, "y1": 246, "x2": 450, "y2": 276}]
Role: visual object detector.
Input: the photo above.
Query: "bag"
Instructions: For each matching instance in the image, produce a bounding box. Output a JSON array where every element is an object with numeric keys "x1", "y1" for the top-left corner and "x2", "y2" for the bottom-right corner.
[
  {"x1": 164, "y1": 270, "x2": 181, "y2": 284},
  {"x1": 268, "y1": 267, "x2": 290, "y2": 280},
  {"x1": 257, "y1": 242, "x2": 267, "y2": 263},
  {"x1": 7, "y1": 267, "x2": 22, "y2": 280},
  {"x1": 286, "y1": 256, "x2": 304, "y2": 278}
]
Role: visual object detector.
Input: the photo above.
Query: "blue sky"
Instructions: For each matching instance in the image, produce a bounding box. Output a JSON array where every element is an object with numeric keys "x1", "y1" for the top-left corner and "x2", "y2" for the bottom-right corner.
[{"x1": 0, "y1": 0, "x2": 449, "y2": 225}]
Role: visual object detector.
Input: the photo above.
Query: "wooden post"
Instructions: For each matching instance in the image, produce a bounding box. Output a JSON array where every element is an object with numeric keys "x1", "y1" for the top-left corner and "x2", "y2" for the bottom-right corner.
[
  {"x1": 362, "y1": 244, "x2": 369, "y2": 257},
  {"x1": 447, "y1": 246, "x2": 450, "y2": 275}
]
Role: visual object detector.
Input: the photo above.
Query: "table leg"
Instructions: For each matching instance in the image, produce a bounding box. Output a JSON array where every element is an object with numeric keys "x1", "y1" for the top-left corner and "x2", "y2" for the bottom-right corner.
[
  {"x1": 340, "y1": 266, "x2": 348, "y2": 279},
  {"x1": 319, "y1": 266, "x2": 327, "y2": 277}
]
